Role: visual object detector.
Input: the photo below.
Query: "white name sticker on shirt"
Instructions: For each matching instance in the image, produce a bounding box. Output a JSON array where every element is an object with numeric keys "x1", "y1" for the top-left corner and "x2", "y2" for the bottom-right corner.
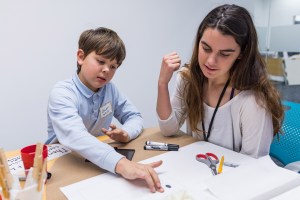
[{"x1": 100, "y1": 102, "x2": 112, "y2": 118}]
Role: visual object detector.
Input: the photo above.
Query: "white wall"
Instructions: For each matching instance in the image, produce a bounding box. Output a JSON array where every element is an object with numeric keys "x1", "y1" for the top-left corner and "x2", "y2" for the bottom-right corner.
[
  {"x1": 254, "y1": 0, "x2": 270, "y2": 27},
  {"x1": 255, "y1": 0, "x2": 300, "y2": 51},
  {"x1": 254, "y1": 0, "x2": 300, "y2": 27},
  {"x1": 269, "y1": 0, "x2": 300, "y2": 26},
  {"x1": 0, "y1": 0, "x2": 253, "y2": 151}
]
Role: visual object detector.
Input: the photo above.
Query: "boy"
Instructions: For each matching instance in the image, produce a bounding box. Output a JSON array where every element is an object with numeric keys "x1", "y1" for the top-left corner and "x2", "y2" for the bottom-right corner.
[{"x1": 46, "y1": 27, "x2": 163, "y2": 193}]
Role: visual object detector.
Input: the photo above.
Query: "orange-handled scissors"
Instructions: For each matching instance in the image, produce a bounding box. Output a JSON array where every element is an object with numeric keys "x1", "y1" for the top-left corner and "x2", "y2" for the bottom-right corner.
[{"x1": 196, "y1": 152, "x2": 219, "y2": 175}]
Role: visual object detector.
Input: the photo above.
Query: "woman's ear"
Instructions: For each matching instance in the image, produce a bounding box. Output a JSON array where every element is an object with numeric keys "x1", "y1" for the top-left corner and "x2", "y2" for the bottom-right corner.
[
  {"x1": 237, "y1": 54, "x2": 242, "y2": 59},
  {"x1": 77, "y1": 49, "x2": 85, "y2": 65}
]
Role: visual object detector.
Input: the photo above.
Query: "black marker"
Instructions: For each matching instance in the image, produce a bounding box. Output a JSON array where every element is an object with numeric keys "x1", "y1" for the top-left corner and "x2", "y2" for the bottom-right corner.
[
  {"x1": 144, "y1": 145, "x2": 179, "y2": 151},
  {"x1": 145, "y1": 141, "x2": 179, "y2": 148}
]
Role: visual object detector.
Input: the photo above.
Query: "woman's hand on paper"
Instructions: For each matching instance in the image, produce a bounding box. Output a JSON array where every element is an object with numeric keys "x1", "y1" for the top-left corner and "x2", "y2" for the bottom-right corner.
[
  {"x1": 115, "y1": 158, "x2": 164, "y2": 193},
  {"x1": 101, "y1": 124, "x2": 129, "y2": 143}
]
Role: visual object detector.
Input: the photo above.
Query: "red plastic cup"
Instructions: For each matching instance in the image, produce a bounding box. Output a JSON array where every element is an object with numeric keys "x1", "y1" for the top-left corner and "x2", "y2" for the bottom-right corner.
[{"x1": 20, "y1": 144, "x2": 48, "y2": 171}]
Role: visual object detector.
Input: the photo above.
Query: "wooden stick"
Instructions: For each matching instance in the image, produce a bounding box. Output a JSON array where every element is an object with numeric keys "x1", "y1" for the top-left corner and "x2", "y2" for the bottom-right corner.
[
  {"x1": 37, "y1": 158, "x2": 47, "y2": 192},
  {"x1": 33, "y1": 143, "x2": 43, "y2": 180},
  {"x1": 0, "y1": 164, "x2": 9, "y2": 199},
  {"x1": 0, "y1": 149, "x2": 9, "y2": 173},
  {"x1": 0, "y1": 148, "x2": 12, "y2": 191}
]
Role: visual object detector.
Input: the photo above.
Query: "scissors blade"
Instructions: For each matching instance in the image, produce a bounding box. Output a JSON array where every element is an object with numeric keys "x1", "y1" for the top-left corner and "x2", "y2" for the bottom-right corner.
[
  {"x1": 207, "y1": 156, "x2": 217, "y2": 175},
  {"x1": 211, "y1": 166, "x2": 217, "y2": 175}
]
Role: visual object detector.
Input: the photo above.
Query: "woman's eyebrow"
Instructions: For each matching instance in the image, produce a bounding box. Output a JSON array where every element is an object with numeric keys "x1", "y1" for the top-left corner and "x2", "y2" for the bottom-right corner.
[
  {"x1": 201, "y1": 41, "x2": 236, "y2": 52},
  {"x1": 201, "y1": 41, "x2": 210, "y2": 48},
  {"x1": 220, "y1": 49, "x2": 236, "y2": 53}
]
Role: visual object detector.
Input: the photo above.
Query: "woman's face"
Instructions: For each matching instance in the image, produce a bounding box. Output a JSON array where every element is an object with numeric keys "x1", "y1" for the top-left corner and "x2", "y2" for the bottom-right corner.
[{"x1": 198, "y1": 28, "x2": 241, "y2": 82}]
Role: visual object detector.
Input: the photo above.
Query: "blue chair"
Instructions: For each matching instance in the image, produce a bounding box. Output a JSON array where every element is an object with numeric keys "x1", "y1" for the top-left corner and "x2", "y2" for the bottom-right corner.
[{"x1": 270, "y1": 100, "x2": 300, "y2": 173}]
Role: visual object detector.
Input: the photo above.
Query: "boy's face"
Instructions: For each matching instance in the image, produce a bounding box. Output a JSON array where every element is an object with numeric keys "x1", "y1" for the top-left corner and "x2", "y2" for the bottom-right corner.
[{"x1": 77, "y1": 50, "x2": 118, "y2": 92}]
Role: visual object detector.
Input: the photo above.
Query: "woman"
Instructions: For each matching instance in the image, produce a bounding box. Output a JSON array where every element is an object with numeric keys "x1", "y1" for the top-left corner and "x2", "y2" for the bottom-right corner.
[{"x1": 157, "y1": 4, "x2": 284, "y2": 158}]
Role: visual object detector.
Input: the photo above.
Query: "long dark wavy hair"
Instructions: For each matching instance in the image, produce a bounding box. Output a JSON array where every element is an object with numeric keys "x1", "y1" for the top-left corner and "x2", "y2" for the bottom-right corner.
[{"x1": 180, "y1": 4, "x2": 284, "y2": 136}]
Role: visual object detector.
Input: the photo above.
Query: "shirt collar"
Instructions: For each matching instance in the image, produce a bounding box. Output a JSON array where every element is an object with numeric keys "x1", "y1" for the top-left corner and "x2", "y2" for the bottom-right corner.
[{"x1": 72, "y1": 74, "x2": 102, "y2": 98}]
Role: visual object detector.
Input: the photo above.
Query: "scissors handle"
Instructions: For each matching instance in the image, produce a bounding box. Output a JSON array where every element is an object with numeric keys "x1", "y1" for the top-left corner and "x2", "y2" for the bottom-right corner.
[
  {"x1": 196, "y1": 153, "x2": 219, "y2": 176},
  {"x1": 206, "y1": 153, "x2": 219, "y2": 163},
  {"x1": 196, "y1": 153, "x2": 219, "y2": 163},
  {"x1": 196, "y1": 154, "x2": 209, "y2": 164}
]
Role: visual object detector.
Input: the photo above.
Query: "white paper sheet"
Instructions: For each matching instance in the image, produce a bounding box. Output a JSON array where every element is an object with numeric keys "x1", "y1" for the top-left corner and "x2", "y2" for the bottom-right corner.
[
  {"x1": 61, "y1": 172, "x2": 185, "y2": 200},
  {"x1": 270, "y1": 185, "x2": 300, "y2": 200},
  {"x1": 61, "y1": 142, "x2": 300, "y2": 200},
  {"x1": 60, "y1": 142, "x2": 253, "y2": 200},
  {"x1": 205, "y1": 156, "x2": 300, "y2": 200},
  {"x1": 60, "y1": 169, "x2": 224, "y2": 200}
]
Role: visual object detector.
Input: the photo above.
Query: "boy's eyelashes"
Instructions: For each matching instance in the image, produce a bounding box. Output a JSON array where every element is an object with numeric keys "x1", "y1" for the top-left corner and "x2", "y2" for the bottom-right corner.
[
  {"x1": 96, "y1": 59, "x2": 118, "y2": 69},
  {"x1": 97, "y1": 60, "x2": 105, "y2": 65}
]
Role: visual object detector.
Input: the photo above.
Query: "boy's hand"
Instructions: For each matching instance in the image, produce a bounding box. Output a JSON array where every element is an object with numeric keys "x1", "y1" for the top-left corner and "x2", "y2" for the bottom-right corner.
[
  {"x1": 115, "y1": 158, "x2": 164, "y2": 193},
  {"x1": 101, "y1": 124, "x2": 129, "y2": 143}
]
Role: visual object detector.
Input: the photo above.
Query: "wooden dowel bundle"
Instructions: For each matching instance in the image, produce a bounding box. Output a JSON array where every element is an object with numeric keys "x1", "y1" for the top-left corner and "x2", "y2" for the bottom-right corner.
[
  {"x1": 32, "y1": 143, "x2": 46, "y2": 192},
  {"x1": 0, "y1": 148, "x2": 13, "y2": 199}
]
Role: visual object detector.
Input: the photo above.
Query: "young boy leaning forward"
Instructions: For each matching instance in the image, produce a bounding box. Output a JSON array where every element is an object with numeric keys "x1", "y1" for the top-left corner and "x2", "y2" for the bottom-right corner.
[{"x1": 46, "y1": 27, "x2": 164, "y2": 193}]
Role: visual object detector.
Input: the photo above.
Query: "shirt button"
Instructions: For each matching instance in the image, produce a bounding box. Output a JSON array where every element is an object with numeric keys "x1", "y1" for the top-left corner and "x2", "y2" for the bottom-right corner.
[{"x1": 93, "y1": 94, "x2": 98, "y2": 101}]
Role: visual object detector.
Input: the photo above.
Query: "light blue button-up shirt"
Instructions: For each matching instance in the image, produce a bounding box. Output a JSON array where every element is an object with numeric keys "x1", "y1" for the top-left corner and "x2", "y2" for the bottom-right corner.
[{"x1": 46, "y1": 74, "x2": 144, "y2": 173}]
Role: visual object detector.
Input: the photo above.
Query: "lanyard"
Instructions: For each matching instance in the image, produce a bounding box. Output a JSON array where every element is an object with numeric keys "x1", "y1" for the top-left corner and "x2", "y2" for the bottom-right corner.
[{"x1": 202, "y1": 79, "x2": 231, "y2": 141}]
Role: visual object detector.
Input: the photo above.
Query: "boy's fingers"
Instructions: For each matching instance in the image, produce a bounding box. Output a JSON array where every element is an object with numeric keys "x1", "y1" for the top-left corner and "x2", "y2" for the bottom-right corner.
[
  {"x1": 101, "y1": 128, "x2": 108, "y2": 133},
  {"x1": 110, "y1": 124, "x2": 117, "y2": 129},
  {"x1": 102, "y1": 128, "x2": 113, "y2": 137},
  {"x1": 148, "y1": 160, "x2": 163, "y2": 168},
  {"x1": 148, "y1": 168, "x2": 164, "y2": 193},
  {"x1": 143, "y1": 172, "x2": 156, "y2": 193},
  {"x1": 143, "y1": 163, "x2": 164, "y2": 193}
]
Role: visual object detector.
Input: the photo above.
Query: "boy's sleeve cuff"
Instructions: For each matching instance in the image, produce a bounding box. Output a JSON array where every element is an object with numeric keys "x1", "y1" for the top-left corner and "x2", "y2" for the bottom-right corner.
[{"x1": 101, "y1": 150, "x2": 125, "y2": 174}]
